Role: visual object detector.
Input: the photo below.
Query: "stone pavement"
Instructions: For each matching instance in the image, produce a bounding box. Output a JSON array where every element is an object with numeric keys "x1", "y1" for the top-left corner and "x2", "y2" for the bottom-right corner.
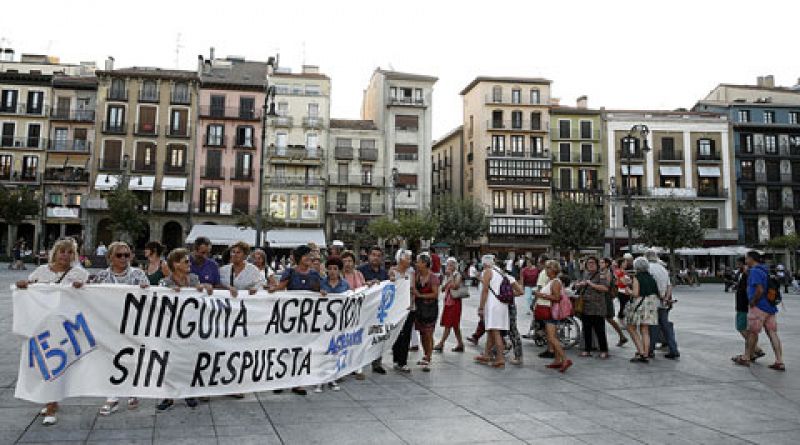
[{"x1": 1, "y1": 264, "x2": 799, "y2": 444}]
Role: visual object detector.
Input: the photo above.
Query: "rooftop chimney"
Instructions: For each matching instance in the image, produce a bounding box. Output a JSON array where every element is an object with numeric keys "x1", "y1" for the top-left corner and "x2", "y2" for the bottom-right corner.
[
  {"x1": 210, "y1": 47, "x2": 215, "y2": 61},
  {"x1": 576, "y1": 95, "x2": 588, "y2": 109},
  {"x1": 757, "y1": 75, "x2": 775, "y2": 88},
  {"x1": 302, "y1": 65, "x2": 319, "y2": 74},
  {"x1": 197, "y1": 55, "x2": 204, "y2": 76},
  {"x1": 3, "y1": 48, "x2": 15, "y2": 62},
  {"x1": 104, "y1": 56, "x2": 114, "y2": 71}
]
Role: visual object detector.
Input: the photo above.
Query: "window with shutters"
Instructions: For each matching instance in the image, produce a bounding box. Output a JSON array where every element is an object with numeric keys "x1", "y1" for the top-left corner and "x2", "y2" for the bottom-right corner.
[
  {"x1": 530, "y1": 136, "x2": 544, "y2": 157},
  {"x1": 21, "y1": 156, "x2": 37, "y2": 179},
  {"x1": 764, "y1": 111, "x2": 775, "y2": 124},
  {"x1": 511, "y1": 192, "x2": 525, "y2": 214},
  {"x1": 236, "y1": 126, "x2": 254, "y2": 147},
  {"x1": 559, "y1": 168, "x2": 572, "y2": 189},
  {"x1": 134, "y1": 142, "x2": 155, "y2": 171},
  {"x1": 138, "y1": 106, "x2": 157, "y2": 134},
  {"x1": 698, "y1": 139, "x2": 713, "y2": 157},
  {"x1": 26, "y1": 124, "x2": 41, "y2": 148},
  {"x1": 580, "y1": 121, "x2": 592, "y2": 139},
  {"x1": 337, "y1": 163, "x2": 348, "y2": 183},
  {"x1": 336, "y1": 192, "x2": 347, "y2": 211},
  {"x1": 170, "y1": 109, "x2": 188, "y2": 136},
  {"x1": 361, "y1": 164, "x2": 373, "y2": 185},
  {"x1": 110, "y1": 79, "x2": 126, "y2": 100},
  {"x1": 0, "y1": 122, "x2": 13, "y2": 147},
  {"x1": 360, "y1": 193, "x2": 371, "y2": 213},
  {"x1": 765, "y1": 135, "x2": 777, "y2": 154},
  {"x1": 233, "y1": 188, "x2": 250, "y2": 213},
  {"x1": 491, "y1": 136, "x2": 505, "y2": 154},
  {"x1": 26, "y1": 91, "x2": 43, "y2": 114},
  {"x1": 395, "y1": 114, "x2": 418, "y2": 131},
  {"x1": 510, "y1": 135, "x2": 524, "y2": 154},
  {"x1": 492, "y1": 191, "x2": 506, "y2": 213},
  {"x1": 559, "y1": 143, "x2": 571, "y2": 162},
  {"x1": 581, "y1": 144, "x2": 593, "y2": 163},
  {"x1": 140, "y1": 80, "x2": 158, "y2": 101},
  {"x1": 790, "y1": 112, "x2": 800, "y2": 125},
  {"x1": 511, "y1": 111, "x2": 522, "y2": 129},
  {"x1": 491, "y1": 110, "x2": 503, "y2": 129},
  {"x1": 511, "y1": 89, "x2": 521, "y2": 104},
  {"x1": 740, "y1": 160, "x2": 755, "y2": 181},
  {"x1": 492, "y1": 86, "x2": 502, "y2": 102},
  {"x1": 579, "y1": 169, "x2": 598, "y2": 189},
  {"x1": 395, "y1": 144, "x2": 418, "y2": 161},
  {"x1": 766, "y1": 161, "x2": 780, "y2": 182},
  {"x1": 102, "y1": 140, "x2": 122, "y2": 169},
  {"x1": 395, "y1": 174, "x2": 417, "y2": 187},
  {"x1": 239, "y1": 97, "x2": 255, "y2": 119},
  {"x1": 201, "y1": 188, "x2": 221, "y2": 213},
  {"x1": 167, "y1": 145, "x2": 185, "y2": 170},
  {"x1": 530, "y1": 89, "x2": 540, "y2": 104},
  {"x1": 236, "y1": 152, "x2": 253, "y2": 178},
  {"x1": 559, "y1": 120, "x2": 571, "y2": 139},
  {"x1": 205, "y1": 150, "x2": 222, "y2": 179},
  {"x1": 0, "y1": 154, "x2": 11, "y2": 179},
  {"x1": 210, "y1": 95, "x2": 225, "y2": 117},
  {"x1": 1, "y1": 89, "x2": 18, "y2": 112},
  {"x1": 738, "y1": 110, "x2": 750, "y2": 123},
  {"x1": 107, "y1": 105, "x2": 125, "y2": 129},
  {"x1": 530, "y1": 112, "x2": 541, "y2": 130},
  {"x1": 207, "y1": 124, "x2": 224, "y2": 146},
  {"x1": 531, "y1": 192, "x2": 545, "y2": 213}
]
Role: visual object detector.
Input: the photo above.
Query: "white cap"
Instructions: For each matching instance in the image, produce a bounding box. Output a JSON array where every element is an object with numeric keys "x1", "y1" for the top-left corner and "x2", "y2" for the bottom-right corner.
[
  {"x1": 623, "y1": 253, "x2": 634, "y2": 260},
  {"x1": 331, "y1": 240, "x2": 345, "y2": 248}
]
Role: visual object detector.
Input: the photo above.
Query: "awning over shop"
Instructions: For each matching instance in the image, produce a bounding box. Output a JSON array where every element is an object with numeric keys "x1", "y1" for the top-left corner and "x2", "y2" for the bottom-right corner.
[
  {"x1": 161, "y1": 177, "x2": 187, "y2": 191},
  {"x1": 186, "y1": 225, "x2": 260, "y2": 246},
  {"x1": 621, "y1": 165, "x2": 644, "y2": 176},
  {"x1": 94, "y1": 174, "x2": 119, "y2": 191},
  {"x1": 129, "y1": 176, "x2": 156, "y2": 191},
  {"x1": 697, "y1": 166, "x2": 721, "y2": 177},
  {"x1": 265, "y1": 228, "x2": 327, "y2": 249},
  {"x1": 659, "y1": 166, "x2": 682, "y2": 176}
]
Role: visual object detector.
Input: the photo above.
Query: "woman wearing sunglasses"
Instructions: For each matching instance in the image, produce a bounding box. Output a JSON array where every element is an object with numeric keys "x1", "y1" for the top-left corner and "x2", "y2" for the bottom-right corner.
[{"x1": 91, "y1": 242, "x2": 150, "y2": 416}]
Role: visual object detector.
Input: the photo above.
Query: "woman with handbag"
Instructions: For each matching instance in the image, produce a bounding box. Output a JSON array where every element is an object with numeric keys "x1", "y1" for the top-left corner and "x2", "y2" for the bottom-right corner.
[
  {"x1": 626, "y1": 257, "x2": 660, "y2": 363},
  {"x1": 413, "y1": 253, "x2": 440, "y2": 371},
  {"x1": 534, "y1": 260, "x2": 572, "y2": 373},
  {"x1": 574, "y1": 256, "x2": 610, "y2": 358},
  {"x1": 435, "y1": 257, "x2": 466, "y2": 353},
  {"x1": 475, "y1": 255, "x2": 522, "y2": 368}
]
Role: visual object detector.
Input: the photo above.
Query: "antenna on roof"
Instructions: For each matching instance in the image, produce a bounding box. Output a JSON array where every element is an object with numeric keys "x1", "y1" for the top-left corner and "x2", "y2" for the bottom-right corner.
[
  {"x1": 174, "y1": 33, "x2": 184, "y2": 69},
  {"x1": 302, "y1": 41, "x2": 306, "y2": 66}
]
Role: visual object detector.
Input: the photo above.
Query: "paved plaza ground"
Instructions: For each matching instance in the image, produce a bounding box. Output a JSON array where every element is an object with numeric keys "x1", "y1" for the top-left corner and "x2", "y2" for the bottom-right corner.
[{"x1": 1, "y1": 265, "x2": 799, "y2": 444}]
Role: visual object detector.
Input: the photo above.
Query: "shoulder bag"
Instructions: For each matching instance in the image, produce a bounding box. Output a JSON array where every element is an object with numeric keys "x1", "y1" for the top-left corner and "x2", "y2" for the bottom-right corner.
[{"x1": 450, "y1": 272, "x2": 470, "y2": 299}]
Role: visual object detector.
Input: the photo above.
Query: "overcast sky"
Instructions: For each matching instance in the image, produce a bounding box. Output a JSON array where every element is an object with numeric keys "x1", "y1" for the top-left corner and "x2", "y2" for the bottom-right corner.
[{"x1": 3, "y1": 0, "x2": 799, "y2": 139}]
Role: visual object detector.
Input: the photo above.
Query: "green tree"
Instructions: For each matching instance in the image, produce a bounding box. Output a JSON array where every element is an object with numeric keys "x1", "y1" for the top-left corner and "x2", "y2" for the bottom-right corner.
[
  {"x1": 545, "y1": 198, "x2": 604, "y2": 253},
  {"x1": 767, "y1": 233, "x2": 800, "y2": 272},
  {"x1": 367, "y1": 216, "x2": 400, "y2": 248},
  {"x1": 632, "y1": 201, "x2": 705, "y2": 272},
  {"x1": 0, "y1": 186, "x2": 40, "y2": 255},
  {"x1": 432, "y1": 196, "x2": 488, "y2": 256},
  {"x1": 397, "y1": 211, "x2": 438, "y2": 253},
  {"x1": 105, "y1": 179, "x2": 147, "y2": 245}
]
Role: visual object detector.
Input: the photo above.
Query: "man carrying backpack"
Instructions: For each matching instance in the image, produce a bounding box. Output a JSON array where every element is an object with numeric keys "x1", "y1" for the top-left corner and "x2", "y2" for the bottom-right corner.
[{"x1": 734, "y1": 251, "x2": 785, "y2": 371}]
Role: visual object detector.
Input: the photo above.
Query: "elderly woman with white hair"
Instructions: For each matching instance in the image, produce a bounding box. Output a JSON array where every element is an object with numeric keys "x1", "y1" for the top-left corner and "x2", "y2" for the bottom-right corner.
[
  {"x1": 625, "y1": 257, "x2": 660, "y2": 363},
  {"x1": 434, "y1": 257, "x2": 466, "y2": 353},
  {"x1": 476, "y1": 254, "x2": 522, "y2": 368},
  {"x1": 15, "y1": 237, "x2": 89, "y2": 426},
  {"x1": 390, "y1": 249, "x2": 416, "y2": 372}
]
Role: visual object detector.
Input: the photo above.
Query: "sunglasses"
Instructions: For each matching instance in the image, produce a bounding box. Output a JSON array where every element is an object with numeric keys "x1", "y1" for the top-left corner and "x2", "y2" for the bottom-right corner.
[{"x1": 115, "y1": 252, "x2": 131, "y2": 258}]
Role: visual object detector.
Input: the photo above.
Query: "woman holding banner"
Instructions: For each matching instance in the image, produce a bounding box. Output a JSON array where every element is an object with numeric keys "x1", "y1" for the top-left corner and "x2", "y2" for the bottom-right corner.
[
  {"x1": 91, "y1": 242, "x2": 150, "y2": 416},
  {"x1": 15, "y1": 237, "x2": 89, "y2": 426},
  {"x1": 156, "y1": 248, "x2": 212, "y2": 410},
  {"x1": 220, "y1": 241, "x2": 265, "y2": 298},
  {"x1": 251, "y1": 248, "x2": 277, "y2": 286}
]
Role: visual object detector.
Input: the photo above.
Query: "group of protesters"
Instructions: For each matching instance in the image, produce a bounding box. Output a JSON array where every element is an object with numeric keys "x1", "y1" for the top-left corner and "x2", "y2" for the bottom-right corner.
[{"x1": 13, "y1": 235, "x2": 787, "y2": 426}]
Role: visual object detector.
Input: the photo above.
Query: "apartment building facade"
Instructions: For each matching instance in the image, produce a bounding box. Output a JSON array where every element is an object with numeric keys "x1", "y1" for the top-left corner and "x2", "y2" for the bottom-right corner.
[
  {"x1": 44, "y1": 74, "x2": 97, "y2": 245},
  {"x1": 361, "y1": 69, "x2": 437, "y2": 216},
  {"x1": 194, "y1": 56, "x2": 268, "y2": 225},
  {"x1": 258, "y1": 66, "x2": 330, "y2": 232},
  {"x1": 550, "y1": 98, "x2": 605, "y2": 210},
  {"x1": 87, "y1": 63, "x2": 199, "y2": 251},
  {"x1": 327, "y1": 119, "x2": 385, "y2": 243},
  {"x1": 604, "y1": 110, "x2": 737, "y2": 252},
  {"x1": 694, "y1": 77, "x2": 800, "y2": 245},
  {"x1": 460, "y1": 77, "x2": 553, "y2": 255},
  {"x1": 431, "y1": 125, "x2": 464, "y2": 202}
]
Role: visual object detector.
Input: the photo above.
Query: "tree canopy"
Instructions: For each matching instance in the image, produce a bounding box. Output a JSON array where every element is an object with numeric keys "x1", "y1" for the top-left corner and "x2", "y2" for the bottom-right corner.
[
  {"x1": 0, "y1": 186, "x2": 39, "y2": 226},
  {"x1": 432, "y1": 196, "x2": 488, "y2": 255},
  {"x1": 545, "y1": 198, "x2": 604, "y2": 252},
  {"x1": 105, "y1": 179, "x2": 147, "y2": 244}
]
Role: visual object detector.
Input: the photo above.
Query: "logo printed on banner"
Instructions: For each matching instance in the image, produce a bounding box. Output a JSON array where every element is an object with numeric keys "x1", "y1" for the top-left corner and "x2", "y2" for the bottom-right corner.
[
  {"x1": 377, "y1": 284, "x2": 396, "y2": 323},
  {"x1": 325, "y1": 328, "x2": 364, "y2": 372},
  {"x1": 28, "y1": 312, "x2": 97, "y2": 381}
]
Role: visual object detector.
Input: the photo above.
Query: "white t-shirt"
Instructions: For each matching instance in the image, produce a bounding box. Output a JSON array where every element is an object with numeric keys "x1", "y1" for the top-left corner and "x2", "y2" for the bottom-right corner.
[
  {"x1": 648, "y1": 261, "x2": 671, "y2": 303},
  {"x1": 28, "y1": 264, "x2": 89, "y2": 285},
  {"x1": 219, "y1": 263, "x2": 267, "y2": 290},
  {"x1": 96, "y1": 245, "x2": 107, "y2": 256}
]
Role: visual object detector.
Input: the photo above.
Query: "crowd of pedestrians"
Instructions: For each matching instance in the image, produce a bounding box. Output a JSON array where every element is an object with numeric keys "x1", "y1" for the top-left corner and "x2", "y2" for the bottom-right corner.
[{"x1": 12, "y1": 235, "x2": 789, "y2": 426}]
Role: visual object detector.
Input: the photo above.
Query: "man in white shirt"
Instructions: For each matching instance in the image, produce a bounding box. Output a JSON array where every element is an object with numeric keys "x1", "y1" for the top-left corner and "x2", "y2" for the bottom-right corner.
[{"x1": 645, "y1": 249, "x2": 680, "y2": 359}]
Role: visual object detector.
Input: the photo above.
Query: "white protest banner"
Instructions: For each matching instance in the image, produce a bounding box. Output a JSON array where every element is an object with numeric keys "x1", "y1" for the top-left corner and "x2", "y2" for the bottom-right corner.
[{"x1": 13, "y1": 280, "x2": 409, "y2": 403}]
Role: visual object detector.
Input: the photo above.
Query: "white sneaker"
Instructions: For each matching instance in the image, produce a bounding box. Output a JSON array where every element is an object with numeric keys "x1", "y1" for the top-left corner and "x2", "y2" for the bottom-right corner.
[
  {"x1": 314, "y1": 384, "x2": 323, "y2": 393},
  {"x1": 329, "y1": 382, "x2": 341, "y2": 391},
  {"x1": 42, "y1": 414, "x2": 57, "y2": 426}
]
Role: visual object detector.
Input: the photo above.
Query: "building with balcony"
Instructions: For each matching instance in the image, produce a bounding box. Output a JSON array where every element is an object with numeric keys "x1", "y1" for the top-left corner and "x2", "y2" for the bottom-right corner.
[
  {"x1": 550, "y1": 98, "x2": 605, "y2": 210},
  {"x1": 361, "y1": 69, "x2": 437, "y2": 217},
  {"x1": 459, "y1": 76, "x2": 553, "y2": 255},
  {"x1": 603, "y1": 110, "x2": 737, "y2": 252},
  {"x1": 88, "y1": 60, "x2": 199, "y2": 251},
  {"x1": 694, "y1": 76, "x2": 800, "y2": 246},
  {"x1": 193, "y1": 55, "x2": 269, "y2": 228},
  {"x1": 261, "y1": 65, "x2": 330, "y2": 233},
  {"x1": 44, "y1": 74, "x2": 97, "y2": 245},
  {"x1": 326, "y1": 119, "x2": 385, "y2": 244},
  {"x1": 431, "y1": 125, "x2": 464, "y2": 203}
]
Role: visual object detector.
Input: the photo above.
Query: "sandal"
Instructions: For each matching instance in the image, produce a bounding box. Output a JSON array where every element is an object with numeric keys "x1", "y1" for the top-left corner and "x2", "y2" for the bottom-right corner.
[
  {"x1": 751, "y1": 350, "x2": 766, "y2": 361},
  {"x1": 474, "y1": 355, "x2": 491, "y2": 363},
  {"x1": 433, "y1": 344, "x2": 443, "y2": 352},
  {"x1": 99, "y1": 400, "x2": 119, "y2": 416},
  {"x1": 732, "y1": 355, "x2": 750, "y2": 367},
  {"x1": 417, "y1": 358, "x2": 430, "y2": 366},
  {"x1": 768, "y1": 363, "x2": 786, "y2": 372},
  {"x1": 617, "y1": 337, "x2": 628, "y2": 347},
  {"x1": 451, "y1": 345, "x2": 465, "y2": 352}
]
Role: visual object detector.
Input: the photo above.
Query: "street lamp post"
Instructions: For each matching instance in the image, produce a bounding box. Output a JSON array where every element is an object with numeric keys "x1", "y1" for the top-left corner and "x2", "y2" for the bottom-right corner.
[
  {"x1": 623, "y1": 124, "x2": 650, "y2": 253},
  {"x1": 609, "y1": 176, "x2": 617, "y2": 257},
  {"x1": 391, "y1": 167, "x2": 399, "y2": 220},
  {"x1": 255, "y1": 57, "x2": 277, "y2": 248}
]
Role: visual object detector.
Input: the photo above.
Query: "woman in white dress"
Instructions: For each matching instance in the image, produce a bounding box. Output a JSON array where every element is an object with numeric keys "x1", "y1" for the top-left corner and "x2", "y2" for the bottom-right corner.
[
  {"x1": 476, "y1": 255, "x2": 522, "y2": 368},
  {"x1": 15, "y1": 237, "x2": 88, "y2": 426}
]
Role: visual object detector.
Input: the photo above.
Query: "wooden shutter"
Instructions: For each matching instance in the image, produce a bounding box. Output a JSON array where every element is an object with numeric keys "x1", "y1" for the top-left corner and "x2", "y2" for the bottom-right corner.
[
  {"x1": 104, "y1": 140, "x2": 122, "y2": 168},
  {"x1": 394, "y1": 115, "x2": 418, "y2": 130},
  {"x1": 139, "y1": 106, "x2": 156, "y2": 131},
  {"x1": 233, "y1": 188, "x2": 250, "y2": 213},
  {"x1": 396, "y1": 174, "x2": 417, "y2": 186},
  {"x1": 395, "y1": 144, "x2": 418, "y2": 154}
]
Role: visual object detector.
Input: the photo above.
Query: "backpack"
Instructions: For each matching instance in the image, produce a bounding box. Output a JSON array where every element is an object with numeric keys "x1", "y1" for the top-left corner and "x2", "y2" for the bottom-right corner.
[
  {"x1": 767, "y1": 274, "x2": 783, "y2": 306},
  {"x1": 489, "y1": 268, "x2": 515, "y2": 304},
  {"x1": 551, "y1": 283, "x2": 573, "y2": 320}
]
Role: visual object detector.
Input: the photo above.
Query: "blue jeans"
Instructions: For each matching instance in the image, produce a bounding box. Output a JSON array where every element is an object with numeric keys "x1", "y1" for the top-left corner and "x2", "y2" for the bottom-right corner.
[{"x1": 649, "y1": 308, "x2": 678, "y2": 355}]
